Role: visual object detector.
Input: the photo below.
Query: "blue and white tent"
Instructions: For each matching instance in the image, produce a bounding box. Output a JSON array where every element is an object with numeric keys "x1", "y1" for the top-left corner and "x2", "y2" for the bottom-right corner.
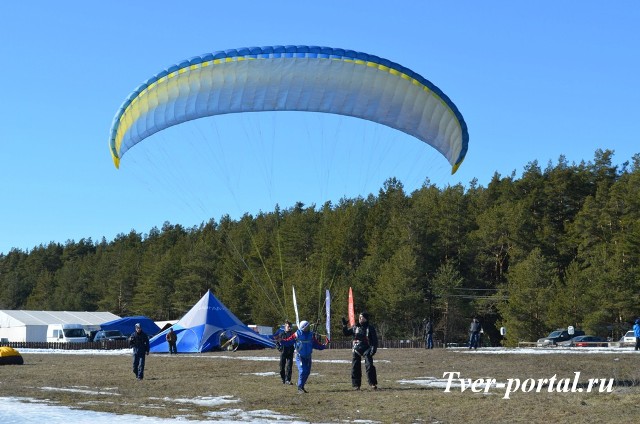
[
  {"x1": 149, "y1": 290, "x2": 275, "y2": 353},
  {"x1": 100, "y1": 315, "x2": 161, "y2": 337}
]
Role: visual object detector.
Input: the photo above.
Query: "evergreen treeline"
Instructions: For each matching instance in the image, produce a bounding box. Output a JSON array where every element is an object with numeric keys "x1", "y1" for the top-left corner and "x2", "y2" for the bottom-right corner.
[{"x1": 1, "y1": 150, "x2": 638, "y2": 346}]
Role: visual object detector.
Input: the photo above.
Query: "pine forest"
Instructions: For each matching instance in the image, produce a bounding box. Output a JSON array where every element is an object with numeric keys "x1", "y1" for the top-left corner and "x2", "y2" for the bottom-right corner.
[{"x1": 1, "y1": 149, "x2": 638, "y2": 346}]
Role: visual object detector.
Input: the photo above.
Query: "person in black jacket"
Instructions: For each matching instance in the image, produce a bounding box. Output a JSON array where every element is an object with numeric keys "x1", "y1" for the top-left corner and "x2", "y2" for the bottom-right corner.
[
  {"x1": 342, "y1": 312, "x2": 378, "y2": 390},
  {"x1": 468, "y1": 317, "x2": 482, "y2": 350},
  {"x1": 424, "y1": 319, "x2": 434, "y2": 349},
  {"x1": 129, "y1": 323, "x2": 150, "y2": 380},
  {"x1": 275, "y1": 320, "x2": 295, "y2": 385}
]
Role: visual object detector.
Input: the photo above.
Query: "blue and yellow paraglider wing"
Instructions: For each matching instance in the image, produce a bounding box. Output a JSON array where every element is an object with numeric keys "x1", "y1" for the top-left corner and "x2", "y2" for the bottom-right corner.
[{"x1": 109, "y1": 45, "x2": 468, "y2": 173}]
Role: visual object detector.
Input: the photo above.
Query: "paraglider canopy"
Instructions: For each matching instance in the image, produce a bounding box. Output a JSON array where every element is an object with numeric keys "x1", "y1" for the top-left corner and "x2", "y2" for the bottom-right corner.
[{"x1": 109, "y1": 45, "x2": 468, "y2": 174}]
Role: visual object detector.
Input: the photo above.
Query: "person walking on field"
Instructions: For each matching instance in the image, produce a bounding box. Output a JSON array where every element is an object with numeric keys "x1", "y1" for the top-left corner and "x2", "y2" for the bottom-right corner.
[
  {"x1": 342, "y1": 312, "x2": 379, "y2": 390},
  {"x1": 166, "y1": 327, "x2": 178, "y2": 354},
  {"x1": 275, "y1": 320, "x2": 295, "y2": 385},
  {"x1": 129, "y1": 323, "x2": 150, "y2": 380},
  {"x1": 276, "y1": 320, "x2": 328, "y2": 394},
  {"x1": 424, "y1": 319, "x2": 434, "y2": 349}
]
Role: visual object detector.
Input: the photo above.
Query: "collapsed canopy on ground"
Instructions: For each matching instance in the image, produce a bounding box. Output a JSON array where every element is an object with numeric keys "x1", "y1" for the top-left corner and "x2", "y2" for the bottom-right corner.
[
  {"x1": 149, "y1": 290, "x2": 275, "y2": 353},
  {"x1": 109, "y1": 45, "x2": 468, "y2": 174},
  {"x1": 0, "y1": 346, "x2": 23, "y2": 365},
  {"x1": 100, "y1": 316, "x2": 161, "y2": 337}
]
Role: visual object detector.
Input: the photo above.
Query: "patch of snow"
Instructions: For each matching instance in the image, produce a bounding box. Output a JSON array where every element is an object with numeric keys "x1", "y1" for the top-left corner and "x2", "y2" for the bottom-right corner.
[
  {"x1": 163, "y1": 395, "x2": 239, "y2": 407},
  {"x1": 40, "y1": 386, "x2": 121, "y2": 396},
  {"x1": 0, "y1": 396, "x2": 310, "y2": 423}
]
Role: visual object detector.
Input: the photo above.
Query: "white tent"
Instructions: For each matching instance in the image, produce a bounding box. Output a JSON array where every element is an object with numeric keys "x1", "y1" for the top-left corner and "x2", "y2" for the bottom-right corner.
[{"x1": 0, "y1": 310, "x2": 121, "y2": 342}]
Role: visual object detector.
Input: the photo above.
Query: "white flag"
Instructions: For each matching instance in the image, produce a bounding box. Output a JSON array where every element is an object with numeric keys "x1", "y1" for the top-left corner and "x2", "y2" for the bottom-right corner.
[
  {"x1": 325, "y1": 289, "x2": 331, "y2": 341},
  {"x1": 292, "y1": 286, "x2": 300, "y2": 328}
]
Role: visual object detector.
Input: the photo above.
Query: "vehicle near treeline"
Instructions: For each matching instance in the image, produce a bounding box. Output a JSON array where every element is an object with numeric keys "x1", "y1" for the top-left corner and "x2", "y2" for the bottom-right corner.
[
  {"x1": 620, "y1": 330, "x2": 636, "y2": 346},
  {"x1": 536, "y1": 329, "x2": 585, "y2": 346},
  {"x1": 93, "y1": 330, "x2": 127, "y2": 342},
  {"x1": 47, "y1": 324, "x2": 89, "y2": 343},
  {"x1": 557, "y1": 335, "x2": 608, "y2": 347}
]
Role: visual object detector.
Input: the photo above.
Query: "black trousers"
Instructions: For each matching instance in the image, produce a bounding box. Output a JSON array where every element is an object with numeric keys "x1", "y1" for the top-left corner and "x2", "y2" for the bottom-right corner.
[
  {"x1": 280, "y1": 350, "x2": 294, "y2": 382},
  {"x1": 351, "y1": 351, "x2": 377, "y2": 388}
]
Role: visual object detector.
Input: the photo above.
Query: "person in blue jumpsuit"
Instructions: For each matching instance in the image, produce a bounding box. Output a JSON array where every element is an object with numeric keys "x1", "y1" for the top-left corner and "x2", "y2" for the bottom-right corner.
[
  {"x1": 129, "y1": 323, "x2": 150, "y2": 380},
  {"x1": 277, "y1": 320, "x2": 328, "y2": 394},
  {"x1": 634, "y1": 319, "x2": 640, "y2": 351}
]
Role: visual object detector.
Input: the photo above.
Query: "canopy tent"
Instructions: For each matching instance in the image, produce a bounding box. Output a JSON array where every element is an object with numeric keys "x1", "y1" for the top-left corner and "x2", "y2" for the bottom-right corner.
[
  {"x1": 100, "y1": 316, "x2": 160, "y2": 337},
  {"x1": 149, "y1": 290, "x2": 275, "y2": 353}
]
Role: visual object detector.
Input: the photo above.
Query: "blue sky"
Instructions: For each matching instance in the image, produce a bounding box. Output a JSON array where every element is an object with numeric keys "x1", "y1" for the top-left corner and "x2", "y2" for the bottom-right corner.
[{"x1": 1, "y1": 1, "x2": 638, "y2": 255}]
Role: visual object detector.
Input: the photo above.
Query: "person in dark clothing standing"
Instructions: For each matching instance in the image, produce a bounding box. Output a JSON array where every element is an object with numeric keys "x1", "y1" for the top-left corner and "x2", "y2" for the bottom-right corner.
[
  {"x1": 469, "y1": 317, "x2": 482, "y2": 350},
  {"x1": 424, "y1": 319, "x2": 434, "y2": 349},
  {"x1": 166, "y1": 327, "x2": 178, "y2": 354},
  {"x1": 129, "y1": 323, "x2": 150, "y2": 380},
  {"x1": 275, "y1": 320, "x2": 295, "y2": 385},
  {"x1": 342, "y1": 312, "x2": 378, "y2": 390},
  {"x1": 277, "y1": 320, "x2": 328, "y2": 394}
]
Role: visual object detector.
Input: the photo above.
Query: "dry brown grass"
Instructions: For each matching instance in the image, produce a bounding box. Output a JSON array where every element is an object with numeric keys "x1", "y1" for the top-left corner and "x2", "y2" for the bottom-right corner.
[{"x1": 1, "y1": 347, "x2": 640, "y2": 423}]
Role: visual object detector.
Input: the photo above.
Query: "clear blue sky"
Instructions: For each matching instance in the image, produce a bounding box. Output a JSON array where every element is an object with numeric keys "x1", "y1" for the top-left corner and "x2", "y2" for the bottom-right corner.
[{"x1": 1, "y1": 1, "x2": 638, "y2": 255}]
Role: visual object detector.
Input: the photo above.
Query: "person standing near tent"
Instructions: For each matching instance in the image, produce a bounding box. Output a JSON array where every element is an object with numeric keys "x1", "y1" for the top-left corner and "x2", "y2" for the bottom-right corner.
[
  {"x1": 275, "y1": 320, "x2": 295, "y2": 385},
  {"x1": 276, "y1": 320, "x2": 328, "y2": 394},
  {"x1": 342, "y1": 311, "x2": 378, "y2": 390},
  {"x1": 129, "y1": 323, "x2": 150, "y2": 380},
  {"x1": 166, "y1": 327, "x2": 178, "y2": 354}
]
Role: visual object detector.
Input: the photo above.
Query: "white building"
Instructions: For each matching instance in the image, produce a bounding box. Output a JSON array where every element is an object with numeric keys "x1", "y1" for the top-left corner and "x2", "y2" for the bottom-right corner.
[{"x1": 0, "y1": 310, "x2": 121, "y2": 342}]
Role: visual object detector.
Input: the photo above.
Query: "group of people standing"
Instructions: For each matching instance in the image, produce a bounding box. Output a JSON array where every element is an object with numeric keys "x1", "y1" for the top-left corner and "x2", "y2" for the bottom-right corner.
[
  {"x1": 129, "y1": 314, "x2": 488, "y2": 386},
  {"x1": 128, "y1": 311, "x2": 383, "y2": 393},
  {"x1": 274, "y1": 312, "x2": 379, "y2": 394},
  {"x1": 275, "y1": 319, "x2": 328, "y2": 393},
  {"x1": 423, "y1": 317, "x2": 483, "y2": 349}
]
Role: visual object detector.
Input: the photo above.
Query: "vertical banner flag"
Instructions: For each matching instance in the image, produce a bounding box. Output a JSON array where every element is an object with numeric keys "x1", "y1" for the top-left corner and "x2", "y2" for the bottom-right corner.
[
  {"x1": 348, "y1": 287, "x2": 355, "y2": 327},
  {"x1": 325, "y1": 289, "x2": 331, "y2": 341},
  {"x1": 292, "y1": 286, "x2": 300, "y2": 327}
]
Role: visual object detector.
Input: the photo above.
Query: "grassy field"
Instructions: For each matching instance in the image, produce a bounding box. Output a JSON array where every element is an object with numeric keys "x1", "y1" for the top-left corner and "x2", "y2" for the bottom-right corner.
[{"x1": 2, "y1": 347, "x2": 640, "y2": 423}]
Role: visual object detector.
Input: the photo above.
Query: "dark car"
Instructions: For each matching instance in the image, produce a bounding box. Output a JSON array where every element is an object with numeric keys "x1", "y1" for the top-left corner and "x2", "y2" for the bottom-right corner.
[
  {"x1": 536, "y1": 329, "x2": 585, "y2": 346},
  {"x1": 557, "y1": 335, "x2": 608, "y2": 347},
  {"x1": 93, "y1": 330, "x2": 127, "y2": 342}
]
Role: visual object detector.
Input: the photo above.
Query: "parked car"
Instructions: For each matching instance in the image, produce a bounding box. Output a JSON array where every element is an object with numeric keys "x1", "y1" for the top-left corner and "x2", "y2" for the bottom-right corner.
[
  {"x1": 87, "y1": 330, "x2": 99, "y2": 342},
  {"x1": 46, "y1": 323, "x2": 89, "y2": 343},
  {"x1": 93, "y1": 330, "x2": 127, "y2": 342},
  {"x1": 537, "y1": 329, "x2": 585, "y2": 346},
  {"x1": 557, "y1": 335, "x2": 608, "y2": 347},
  {"x1": 619, "y1": 330, "x2": 636, "y2": 346}
]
